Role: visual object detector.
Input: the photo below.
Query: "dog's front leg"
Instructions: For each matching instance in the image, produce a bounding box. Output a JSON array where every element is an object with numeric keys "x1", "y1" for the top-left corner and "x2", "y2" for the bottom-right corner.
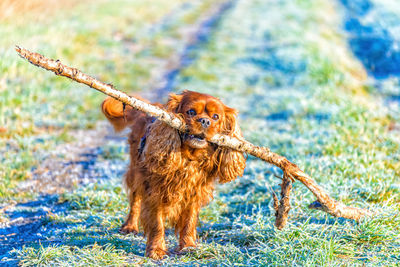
[
  {"x1": 177, "y1": 206, "x2": 199, "y2": 251},
  {"x1": 144, "y1": 208, "x2": 167, "y2": 260}
]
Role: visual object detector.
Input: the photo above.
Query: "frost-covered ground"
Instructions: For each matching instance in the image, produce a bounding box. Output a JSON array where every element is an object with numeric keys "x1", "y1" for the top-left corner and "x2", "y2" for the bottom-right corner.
[{"x1": 1, "y1": 0, "x2": 399, "y2": 265}]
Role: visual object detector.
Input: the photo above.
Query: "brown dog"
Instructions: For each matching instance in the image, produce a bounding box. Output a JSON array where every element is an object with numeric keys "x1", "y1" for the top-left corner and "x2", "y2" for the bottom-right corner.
[{"x1": 101, "y1": 90, "x2": 246, "y2": 259}]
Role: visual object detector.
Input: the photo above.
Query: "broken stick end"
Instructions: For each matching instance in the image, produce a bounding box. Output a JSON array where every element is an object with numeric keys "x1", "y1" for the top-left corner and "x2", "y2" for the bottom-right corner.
[{"x1": 308, "y1": 201, "x2": 373, "y2": 221}]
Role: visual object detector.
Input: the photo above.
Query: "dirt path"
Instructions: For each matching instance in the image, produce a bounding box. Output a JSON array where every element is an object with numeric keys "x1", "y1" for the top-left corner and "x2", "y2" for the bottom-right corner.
[{"x1": 0, "y1": 1, "x2": 235, "y2": 263}]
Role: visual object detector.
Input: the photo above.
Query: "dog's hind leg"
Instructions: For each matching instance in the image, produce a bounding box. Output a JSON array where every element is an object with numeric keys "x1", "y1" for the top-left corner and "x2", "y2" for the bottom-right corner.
[
  {"x1": 120, "y1": 167, "x2": 142, "y2": 234},
  {"x1": 119, "y1": 189, "x2": 141, "y2": 234}
]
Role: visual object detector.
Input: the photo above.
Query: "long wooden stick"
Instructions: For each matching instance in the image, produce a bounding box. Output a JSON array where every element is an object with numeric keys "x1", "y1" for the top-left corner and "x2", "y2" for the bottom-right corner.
[{"x1": 16, "y1": 46, "x2": 372, "y2": 225}]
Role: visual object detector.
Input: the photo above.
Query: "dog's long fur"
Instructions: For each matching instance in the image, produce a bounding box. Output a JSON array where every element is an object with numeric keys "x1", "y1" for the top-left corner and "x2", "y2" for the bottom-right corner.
[{"x1": 102, "y1": 91, "x2": 246, "y2": 259}]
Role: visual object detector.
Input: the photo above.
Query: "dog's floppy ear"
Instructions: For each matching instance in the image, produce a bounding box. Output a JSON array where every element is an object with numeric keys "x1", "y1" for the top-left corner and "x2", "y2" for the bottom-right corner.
[
  {"x1": 217, "y1": 104, "x2": 246, "y2": 184},
  {"x1": 223, "y1": 105, "x2": 241, "y2": 138},
  {"x1": 166, "y1": 93, "x2": 184, "y2": 112}
]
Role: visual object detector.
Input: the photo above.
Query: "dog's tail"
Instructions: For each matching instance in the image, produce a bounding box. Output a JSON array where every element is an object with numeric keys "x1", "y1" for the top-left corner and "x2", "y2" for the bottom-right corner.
[
  {"x1": 101, "y1": 96, "x2": 141, "y2": 132},
  {"x1": 101, "y1": 97, "x2": 129, "y2": 131}
]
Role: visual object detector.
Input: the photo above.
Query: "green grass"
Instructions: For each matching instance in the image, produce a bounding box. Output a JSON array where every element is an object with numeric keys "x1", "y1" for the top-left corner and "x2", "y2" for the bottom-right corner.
[
  {"x1": 14, "y1": 243, "x2": 131, "y2": 266},
  {"x1": 3, "y1": 0, "x2": 400, "y2": 265}
]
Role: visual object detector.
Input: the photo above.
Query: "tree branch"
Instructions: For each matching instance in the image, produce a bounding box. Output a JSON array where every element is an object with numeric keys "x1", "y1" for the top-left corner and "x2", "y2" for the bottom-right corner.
[
  {"x1": 15, "y1": 46, "x2": 372, "y2": 226},
  {"x1": 272, "y1": 172, "x2": 292, "y2": 229}
]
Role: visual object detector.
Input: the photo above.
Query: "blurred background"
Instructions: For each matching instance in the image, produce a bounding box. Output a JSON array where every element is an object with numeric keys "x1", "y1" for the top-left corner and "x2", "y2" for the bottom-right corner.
[{"x1": 1, "y1": 0, "x2": 399, "y2": 265}]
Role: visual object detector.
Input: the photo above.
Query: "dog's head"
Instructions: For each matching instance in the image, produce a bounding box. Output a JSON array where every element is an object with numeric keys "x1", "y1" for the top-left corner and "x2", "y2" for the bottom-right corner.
[{"x1": 166, "y1": 90, "x2": 239, "y2": 149}]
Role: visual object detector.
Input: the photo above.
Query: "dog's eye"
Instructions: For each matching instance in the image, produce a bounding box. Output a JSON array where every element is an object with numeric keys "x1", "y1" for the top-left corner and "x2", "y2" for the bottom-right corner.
[
  {"x1": 212, "y1": 114, "x2": 219, "y2": 121},
  {"x1": 187, "y1": 109, "x2": 196, "y2": 116}
]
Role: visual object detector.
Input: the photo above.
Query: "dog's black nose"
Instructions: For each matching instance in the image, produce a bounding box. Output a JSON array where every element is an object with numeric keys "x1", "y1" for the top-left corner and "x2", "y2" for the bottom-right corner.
[{"x1": 198, "y1": 117, "x2": 211, "y2": 128}]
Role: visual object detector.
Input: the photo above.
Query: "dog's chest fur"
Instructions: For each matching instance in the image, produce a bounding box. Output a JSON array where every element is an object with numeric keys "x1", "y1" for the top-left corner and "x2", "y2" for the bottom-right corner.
[
  {"x1": 139, "y1": 121, "x2": 218, "y2": 223},
  {"x1": 142, "y1": 152, "x2": 216, "y2": 210}
]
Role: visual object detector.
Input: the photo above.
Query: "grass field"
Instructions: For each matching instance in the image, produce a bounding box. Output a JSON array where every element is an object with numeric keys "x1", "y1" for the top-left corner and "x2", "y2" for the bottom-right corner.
[{"x1": 1, "y1": 0, "x2": 400, "y2": 265}]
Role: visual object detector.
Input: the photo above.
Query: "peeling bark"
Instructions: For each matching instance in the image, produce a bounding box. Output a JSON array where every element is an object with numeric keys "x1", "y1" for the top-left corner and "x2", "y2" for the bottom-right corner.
[{"x1": 16, "y1": 46, "x2": 372, "y2": 226}]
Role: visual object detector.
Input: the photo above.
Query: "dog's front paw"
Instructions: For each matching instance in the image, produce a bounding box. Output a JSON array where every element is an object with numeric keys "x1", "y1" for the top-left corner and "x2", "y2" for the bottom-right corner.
[
  {"x1": 176, "y1": 245, "x2": 197, "y2": 255},
  {"x1": 119, "y1": 223, "x2": 139, "y2": 235},
  {"x1": 178, "y1": 237, "x2": 197, "y2": 252},
  {"x1": 177, "y1": 242, "x2": 197, "y2": 254},
  {"x1": 146, "y1": 248, "x2": 168, "y2": 260}
]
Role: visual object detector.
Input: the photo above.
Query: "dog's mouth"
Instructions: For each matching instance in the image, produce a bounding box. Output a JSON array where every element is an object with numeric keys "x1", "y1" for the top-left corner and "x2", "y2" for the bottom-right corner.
[{"x1": 182, "y1": 132, "x2": 208, "y2": 148}]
